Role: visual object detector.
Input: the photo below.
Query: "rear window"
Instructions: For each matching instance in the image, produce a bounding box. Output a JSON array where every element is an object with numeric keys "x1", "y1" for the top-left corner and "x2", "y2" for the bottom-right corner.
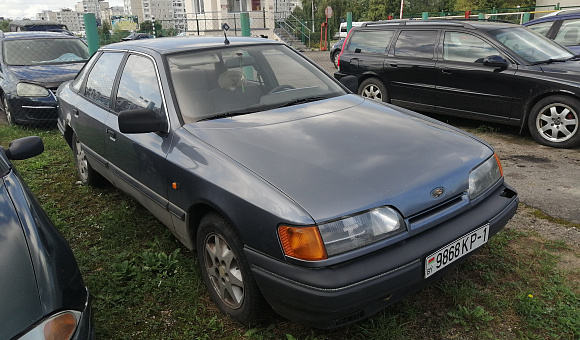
[
  {"x1": 3, "y1": 38, "x2": 89, "y2": 66},
  {"x1": 394, "y1": 30, "x2": 438, "y2": 59},
  {"x1": 346, "y1": 30, "x2": 395, "y2": 54}
]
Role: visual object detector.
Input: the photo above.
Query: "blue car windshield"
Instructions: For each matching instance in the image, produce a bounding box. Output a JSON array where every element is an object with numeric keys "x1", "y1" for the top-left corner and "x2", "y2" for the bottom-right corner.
[
  {"x1": 3, "y1": 38, "x2": 90, "y2": 66},
  {"x1": 489, "y1": 27, "x2": 574, "y2": 63}
]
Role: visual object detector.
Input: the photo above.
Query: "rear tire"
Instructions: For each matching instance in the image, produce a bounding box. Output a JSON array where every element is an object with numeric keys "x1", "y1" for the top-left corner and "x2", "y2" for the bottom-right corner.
[
  {"x1": 358, "y1": 78, "x2": 389, "y2": 103},
  {"x1": 528, "y1": 96, "x2": 580, "y2": 148},
  {"x1": 196, "y1": 212, "x2": 271, "y2": 326},
  {"x1": 72, "y1": 132, "x2": 104, "y2": 186}
]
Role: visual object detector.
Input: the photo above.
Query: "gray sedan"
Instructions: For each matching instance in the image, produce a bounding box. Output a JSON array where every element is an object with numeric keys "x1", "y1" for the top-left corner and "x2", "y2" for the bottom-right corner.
[{"x1": 56, "y1": 36, "x2": 518, "y2": 328}]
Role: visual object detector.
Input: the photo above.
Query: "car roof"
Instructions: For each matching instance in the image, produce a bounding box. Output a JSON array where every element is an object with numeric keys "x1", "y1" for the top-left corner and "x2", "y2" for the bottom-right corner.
[
  {"x1": 0, "y1": 31, "x2": 80, "y2": 40},
  {"x1": 358, "y1": 19, "x2": 518, "y2": 31},
  {"x1": 101, "y1": 36, "x2": 282, "y2": 55},
  {"x1": 524, "y1": 9, "x2": 580, "y2": 25}
]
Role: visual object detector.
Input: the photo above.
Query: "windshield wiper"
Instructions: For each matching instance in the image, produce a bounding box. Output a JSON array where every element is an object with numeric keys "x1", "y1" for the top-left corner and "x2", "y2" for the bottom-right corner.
[
  {"x1": 197, "y1": 106, "x2": 265, "y2": 122},
  {"x1": 567, "y1": 54, "x2": 580, "y2": 61},
  {"x1": 531, "y1": 58, "x2": 569, "y2": 65},
  {"x1": 273, "y1": 96, "x2": 328, "y2": 109}
]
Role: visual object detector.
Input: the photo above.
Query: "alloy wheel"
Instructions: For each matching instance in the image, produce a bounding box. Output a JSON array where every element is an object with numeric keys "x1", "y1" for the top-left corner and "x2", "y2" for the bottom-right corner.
[{"x1": 203, "y1": 232, "x2": 244, "y2": 309}]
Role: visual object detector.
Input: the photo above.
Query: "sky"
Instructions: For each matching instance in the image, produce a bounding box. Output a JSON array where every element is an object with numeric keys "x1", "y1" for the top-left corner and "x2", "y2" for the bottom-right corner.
[{"x1": 0, "y1": 0, "x2": 124, "y2": 20}]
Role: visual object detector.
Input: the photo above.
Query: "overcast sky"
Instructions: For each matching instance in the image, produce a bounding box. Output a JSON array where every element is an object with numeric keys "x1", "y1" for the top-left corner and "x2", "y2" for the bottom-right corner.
[{"x1": 0, "y1": 0, "x2": 124, "y2": 20}]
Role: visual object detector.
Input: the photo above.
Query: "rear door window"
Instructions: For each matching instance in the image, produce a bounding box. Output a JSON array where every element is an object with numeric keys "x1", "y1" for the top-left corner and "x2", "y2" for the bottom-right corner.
[
  {"x1": 84, "y1": 52, "x2": 124, "y2": 108},
  {"x1": 394, "y1": 30, "x2": 438, "y2": 59},
  {"x1": 554, "y1": 18, "x2": 580, "y2": 46},
  {"x1": 346, "y1": 30, "x2": 394, "y2": 54}
]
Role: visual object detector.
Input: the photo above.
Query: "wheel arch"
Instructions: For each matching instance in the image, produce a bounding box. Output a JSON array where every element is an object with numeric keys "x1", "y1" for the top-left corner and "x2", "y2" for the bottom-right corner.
[
  {"x1": 185, "y1": 202, "x2": 238, "y2": 251},
  {"x1": 521, "y1": 90, "x2": 580, "y2": 134}
]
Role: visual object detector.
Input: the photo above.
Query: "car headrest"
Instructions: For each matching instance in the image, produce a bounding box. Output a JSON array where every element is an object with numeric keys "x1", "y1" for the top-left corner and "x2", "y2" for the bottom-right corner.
[{"x1": 218, "y1": 70, "x2": 246, "y2": 90}]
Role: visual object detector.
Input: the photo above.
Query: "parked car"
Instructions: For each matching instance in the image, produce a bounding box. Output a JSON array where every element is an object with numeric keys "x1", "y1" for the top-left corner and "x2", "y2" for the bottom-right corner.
[
  {"x1": 335, "y1": 20, "x2": 580, "y2": 148},
  {"x1": 56, "y1": 36, "x2": 518, "y2": 328},
  {"x1": 9, "y1": 19, "x2": 69, "y2": 32},
  {"x1": 330, "y1": 38, "x2": 345, "y2": 68},
  {"x1": 0, "y1": 31, "x2": 89, "y2": 126},
  {"x1": 122, "y1": 33, "x2": 154, "y2": 41},
  {"x1": 523, "y1": 9, "x2": 580, "y2": 53},
  {"x1": 0, "y1": 136, "x2": 94, "y2": 340}
]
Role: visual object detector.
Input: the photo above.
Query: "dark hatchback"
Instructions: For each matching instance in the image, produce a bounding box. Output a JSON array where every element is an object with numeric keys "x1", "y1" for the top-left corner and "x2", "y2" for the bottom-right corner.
[
  {"x1": 0, "y1": 136, "x2": 94, "y2": 340},
  {"x1": 0, "y1": 31, "x2": 89, "y2": 126},
  {"x1": 57, "y1": 36, "x2": 518, "y2": 328},
  {"x1": 335, "y1": 20, "x2": 580, "y2": 148}
]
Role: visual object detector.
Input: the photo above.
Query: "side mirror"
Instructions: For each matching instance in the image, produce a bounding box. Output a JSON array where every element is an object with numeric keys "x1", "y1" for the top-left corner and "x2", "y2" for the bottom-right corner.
[
  {"x1": 339, "y1": 75, "x2": 359, "y2": 94},
  {"x1": 482, "y1": 55, "x2": 509, "y2": 69},
  {"x1": 118, "y1": 108, "x2": 164, "y2": 134},
  {"x1": 6, "y1": 136, "x2": 44, "y2": 160}
]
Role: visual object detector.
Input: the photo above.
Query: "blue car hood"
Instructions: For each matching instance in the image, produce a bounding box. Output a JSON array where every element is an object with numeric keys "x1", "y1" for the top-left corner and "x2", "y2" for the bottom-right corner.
[
  {"x1": 8, "y1": 63, "x2": 84, "y2": 86},
  {"x1": 185, "y1": 95, "x2": 493, "y2": 221},
  {"x1": 0, "y1": 181, "x2": 42, "y2": 340}
]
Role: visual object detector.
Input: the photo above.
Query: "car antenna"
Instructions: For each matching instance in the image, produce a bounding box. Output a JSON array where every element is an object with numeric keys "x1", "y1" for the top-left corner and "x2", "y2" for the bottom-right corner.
[{"x1": 222, "y1": 23, "x2": 230, "y2": 45}]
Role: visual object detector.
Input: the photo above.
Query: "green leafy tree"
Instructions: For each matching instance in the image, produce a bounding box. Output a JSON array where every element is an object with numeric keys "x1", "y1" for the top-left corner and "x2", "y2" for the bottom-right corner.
[{"x1": 0, "y1": 19, "x2": 11, "y2": 32}]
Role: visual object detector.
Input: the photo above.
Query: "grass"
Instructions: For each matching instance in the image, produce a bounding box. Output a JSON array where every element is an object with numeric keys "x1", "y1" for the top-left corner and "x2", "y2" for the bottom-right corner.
[{"x1": 2, "y1": 126, "x2": 579, "y2": 339}]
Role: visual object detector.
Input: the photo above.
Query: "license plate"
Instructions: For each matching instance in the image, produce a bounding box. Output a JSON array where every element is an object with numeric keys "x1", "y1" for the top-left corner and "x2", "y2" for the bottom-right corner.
[{"x1": 424, "y1": 224, "x2": 489, "y2": 278}]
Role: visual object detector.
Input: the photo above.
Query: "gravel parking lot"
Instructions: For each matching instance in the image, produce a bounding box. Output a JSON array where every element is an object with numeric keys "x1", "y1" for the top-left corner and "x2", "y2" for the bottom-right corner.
[{"x1": 303, "y1": 49, "x2": 580, "y2": 256}]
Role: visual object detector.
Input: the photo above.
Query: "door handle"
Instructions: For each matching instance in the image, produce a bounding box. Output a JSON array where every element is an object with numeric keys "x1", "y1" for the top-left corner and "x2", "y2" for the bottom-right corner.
[
  {"x1": 440, "y1": 68, "x2": 452, "y2": 75},
  {"x1": 106, "y1": 128, "x2": 116, "y2": 141},
  {"x1": 388, "y1": 62, "x2": 397, "y2": 68}
]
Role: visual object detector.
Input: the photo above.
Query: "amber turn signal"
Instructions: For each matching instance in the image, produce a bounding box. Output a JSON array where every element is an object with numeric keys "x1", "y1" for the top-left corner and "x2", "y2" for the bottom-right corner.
[
  {"x1": 278, "y1": 225, "x2": 328, "y2": 261},
  {"x1": 494, "y1": 153, "x2": 504, "y2": 177}
]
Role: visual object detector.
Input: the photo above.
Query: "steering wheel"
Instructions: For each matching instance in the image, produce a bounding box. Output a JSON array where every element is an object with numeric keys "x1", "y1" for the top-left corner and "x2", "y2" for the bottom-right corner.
[{"x1": 269, "y1": 84, "x2": 295, "y2": 94}]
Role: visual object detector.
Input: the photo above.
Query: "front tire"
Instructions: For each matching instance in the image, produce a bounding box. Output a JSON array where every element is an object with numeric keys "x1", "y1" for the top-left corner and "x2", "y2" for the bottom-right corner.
[
  {"x1": 528, "y1": 96, "x2": 580, "y2": 148},
  {"x1": 358, "y1": 78, "x2": 389, "y2": 102},
  {"x1": 2, "y1": 94, "x2": 15, "y2": 125},
  {"x1": 332, "y1": 52, "x2": 339, "y2": 69},
  {"x1": 196, "y1": 212, "x2": 270, "y2": 326}
]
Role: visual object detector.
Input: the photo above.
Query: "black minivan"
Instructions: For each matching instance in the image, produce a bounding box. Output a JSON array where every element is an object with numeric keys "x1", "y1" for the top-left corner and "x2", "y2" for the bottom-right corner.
[{"x1": 334, "y1": 20, "x2": 580, "y2": 148}]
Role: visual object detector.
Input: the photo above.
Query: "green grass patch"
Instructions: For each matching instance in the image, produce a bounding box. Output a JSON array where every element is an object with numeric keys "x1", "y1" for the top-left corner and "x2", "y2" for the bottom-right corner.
[{"x1": 2, "y1": 128, "x2": 578, "y2": 339}]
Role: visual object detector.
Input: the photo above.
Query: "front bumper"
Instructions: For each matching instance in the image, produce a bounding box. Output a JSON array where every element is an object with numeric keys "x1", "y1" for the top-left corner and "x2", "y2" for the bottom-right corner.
[
  {"x1": 7, "y1": 95, "x2": 58, "y2": 125},
  {"x1": 246, "y1": 183, "x2": 518, "y2": 329}
]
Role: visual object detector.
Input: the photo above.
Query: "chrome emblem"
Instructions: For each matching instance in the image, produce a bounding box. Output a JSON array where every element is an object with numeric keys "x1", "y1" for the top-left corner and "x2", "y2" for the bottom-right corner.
[{"x1": 431, "y1": 187, "x2": 445, "y2": 198}]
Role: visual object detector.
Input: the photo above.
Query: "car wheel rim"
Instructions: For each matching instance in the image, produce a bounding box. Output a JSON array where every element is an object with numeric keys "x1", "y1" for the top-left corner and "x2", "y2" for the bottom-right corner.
[
  {"x1": 535, "y1": 102, "x2": 579, "y2": 143},
  {"x1": 74, "y1": 138, "x2": 89, "y2": 182},
  {"x1": 361, "y1": 84, "x2": 382, "y2": 100},
  {"x1": 3, "y1": 96, "x2": 13, "y2": 125},
  {"x1": 333, "y1": 53, "x2": 339, "y2": 66},
  {"x1": 203, "y1": 232, "x2": 244, "y2": 309}
]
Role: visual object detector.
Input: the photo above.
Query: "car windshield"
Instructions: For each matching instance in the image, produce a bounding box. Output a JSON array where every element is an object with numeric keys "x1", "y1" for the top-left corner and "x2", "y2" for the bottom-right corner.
[
  {"x1": 488, "y1": 27, "x2": 574, "y2": 63},
  {"x1": 167, "y1": 44, "x2": 345, "y2": 122},
  {"x1": 3, "y1": 38, "x2": 90, "y2": 66}
]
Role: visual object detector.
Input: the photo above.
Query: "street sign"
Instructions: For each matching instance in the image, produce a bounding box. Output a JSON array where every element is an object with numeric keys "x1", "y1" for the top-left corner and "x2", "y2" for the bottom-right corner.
[{"x1": 325, "y1": 6, "x2": 333, "y2": 19}]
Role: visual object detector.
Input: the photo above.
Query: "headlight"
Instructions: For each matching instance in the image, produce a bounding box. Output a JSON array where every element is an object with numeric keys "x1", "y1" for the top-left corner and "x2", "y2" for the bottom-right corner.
[
  {"x1": 19, "y1": 311, "x2": 81, "y2": 340},
  {"x1": 468, "y1": 154, "x2": 503, "y2": 199},
  {"x1": 278, "y1": 206, "x2": 406, "y2": 260},
  {"x1": 17, "y1": 82, "x2": 50, "y2": 97}
]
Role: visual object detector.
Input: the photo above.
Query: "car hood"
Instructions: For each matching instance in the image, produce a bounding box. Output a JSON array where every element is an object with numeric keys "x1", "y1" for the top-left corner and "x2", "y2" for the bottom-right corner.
[
  {"x1": 185, "y1": 95, "x2": 493, "y2": 222},
  {"x1": 0, "y1": 180, "x2": 43, "y2": 340},
  {"x1": 540, "y1": 60, "x2": 580, "y2": 76},
  {"x1": 7, "y1": 63, "x2": 84, "y2": 88}
]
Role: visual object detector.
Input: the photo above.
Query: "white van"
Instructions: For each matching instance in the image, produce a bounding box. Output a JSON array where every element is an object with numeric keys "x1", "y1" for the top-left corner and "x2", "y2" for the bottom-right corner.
[{"x1": 339, "y1": 22, "x2": 365, "y2": 38}]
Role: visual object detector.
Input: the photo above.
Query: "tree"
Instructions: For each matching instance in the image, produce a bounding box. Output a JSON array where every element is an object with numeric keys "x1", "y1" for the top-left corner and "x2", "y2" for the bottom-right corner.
[{"x1": 0, "y1": 19, "x2": 11, "y2": 32}]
